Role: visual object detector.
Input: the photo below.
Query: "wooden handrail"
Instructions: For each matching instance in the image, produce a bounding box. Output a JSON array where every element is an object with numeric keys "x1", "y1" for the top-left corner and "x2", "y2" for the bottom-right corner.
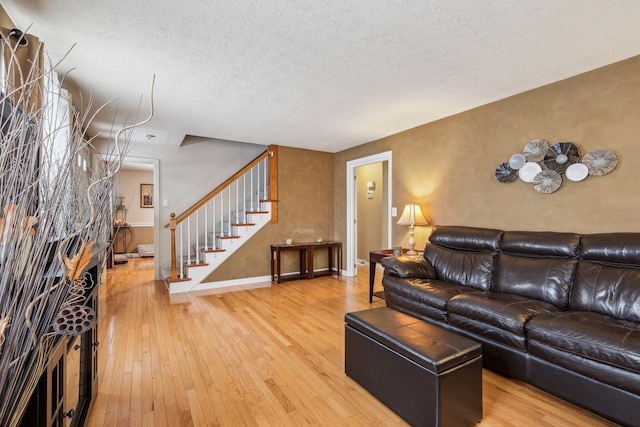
[{"x1": 166, "y1": 145, "x2": 277, "y2": 227}]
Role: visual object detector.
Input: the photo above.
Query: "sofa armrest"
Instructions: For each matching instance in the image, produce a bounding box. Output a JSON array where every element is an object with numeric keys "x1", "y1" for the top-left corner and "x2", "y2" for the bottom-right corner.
[{"x1": 380, "y1": 255, "x2": 436, "y2": 279}]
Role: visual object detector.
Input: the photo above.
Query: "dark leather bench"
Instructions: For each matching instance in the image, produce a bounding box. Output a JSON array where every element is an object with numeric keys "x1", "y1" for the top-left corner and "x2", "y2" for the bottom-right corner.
[{"x1": 345, "y1": 307, "x2": 482, "y2": 426}]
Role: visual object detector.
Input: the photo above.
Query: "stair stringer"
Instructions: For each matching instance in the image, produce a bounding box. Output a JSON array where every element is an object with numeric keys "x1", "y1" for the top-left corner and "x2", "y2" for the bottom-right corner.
[{"x1": 168, "y1": 206, "x2": 272, "y2": 294}]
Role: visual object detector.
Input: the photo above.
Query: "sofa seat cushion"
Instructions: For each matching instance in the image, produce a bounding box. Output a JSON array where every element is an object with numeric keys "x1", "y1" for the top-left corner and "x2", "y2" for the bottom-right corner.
[
  {"x1": 382, "y1": 274, "x2": 481, "y2": 323},
  {"x1": 526, "y1": 311, "x2": 640, "y2": 374},
  {"x1": 449, "y1": 292, "x2": 562, "y2": 335},
  {"x1": 448, "y1": 292, "x2": 562, "y2": 349}
]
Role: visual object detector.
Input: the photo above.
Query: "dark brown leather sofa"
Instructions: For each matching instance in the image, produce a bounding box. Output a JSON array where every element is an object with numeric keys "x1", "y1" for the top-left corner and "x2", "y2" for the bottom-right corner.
[{"x1": 381, "y1": 226, "x2": 640, "y2": 427}]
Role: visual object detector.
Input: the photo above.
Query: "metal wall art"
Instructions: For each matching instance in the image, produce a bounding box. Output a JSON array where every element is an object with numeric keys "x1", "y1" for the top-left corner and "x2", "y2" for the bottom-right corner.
[{"x1": 495, "y1": 139, "x2": 618, "y2": 194}]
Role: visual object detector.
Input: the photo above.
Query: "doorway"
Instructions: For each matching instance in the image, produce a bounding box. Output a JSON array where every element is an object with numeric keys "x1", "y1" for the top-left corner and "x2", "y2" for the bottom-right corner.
[
  {"x1": 355, "y1": 162, "x2": 388, "y2": 264},
  {"x1": 116, "y1": 157, "x2": 160, "y2": 279},
  {"x1": 345, "y1": 151, "x2": 392, "y2": 277}
]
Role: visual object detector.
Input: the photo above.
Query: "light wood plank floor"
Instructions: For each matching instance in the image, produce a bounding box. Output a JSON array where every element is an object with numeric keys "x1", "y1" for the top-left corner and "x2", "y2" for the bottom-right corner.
[{"x1": 86, "y1": 258, "x2": 617, "y2": 426}]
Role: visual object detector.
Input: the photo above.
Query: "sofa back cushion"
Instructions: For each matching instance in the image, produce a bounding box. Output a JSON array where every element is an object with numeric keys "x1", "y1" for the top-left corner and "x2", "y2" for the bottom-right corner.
[
  {"x1": 500, "y1": 231, "x2": 581, "y2": 257},
  {"x1": 570, "y1": 262, "x2": 640, "y2": 322},
  {"x1": 423, "y1": 245, "x2": 495, "y2": 291},
  {"x1": 429, "y1": 226, "x2": 503, "y2": 251},
  {"x1": 424, "y1": 226, "x2": 503, "y2": 291},
  {"x1": 493, "y1": 253, "x2": 577, "y2": 308},
  {"x1": 570, "y1": 233, "x2": 640, "y2": 322},
  {"x1": 579, "y1": 233, "x2": 640, "y2": 265},
  {"x1": 493, "y1": 231, "x2": 581, "y2": 308}
]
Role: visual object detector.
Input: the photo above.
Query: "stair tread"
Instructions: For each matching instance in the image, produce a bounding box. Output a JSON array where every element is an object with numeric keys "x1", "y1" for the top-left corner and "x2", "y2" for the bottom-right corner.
[
  {"x1": 202, "y1": 248, "x2": 226, "y2": 253},
  {"x1": 185, "y1": 261, "x2": 209, "y2": 267},
  {"x1": 218, "y1": 235, "x2": 241, "y2": 239},
  {"x1": 167, "y1": 276, "x2": 191, "y2": 283},
  {"x1": 246, "y1": 211, "x2": 269, "y2": 214},
  {"x1": 231, "y1": 223, "x2": 255, "y2": 226}
]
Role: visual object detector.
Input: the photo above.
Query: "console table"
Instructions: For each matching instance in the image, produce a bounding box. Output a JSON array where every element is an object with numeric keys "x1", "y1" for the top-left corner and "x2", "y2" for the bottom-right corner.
[{"x1": 271, "y1": 241, "x2": 342, "y2": 284}]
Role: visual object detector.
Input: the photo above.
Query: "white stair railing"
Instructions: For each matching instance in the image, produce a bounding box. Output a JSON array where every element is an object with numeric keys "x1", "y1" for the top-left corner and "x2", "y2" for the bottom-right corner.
[{"x1": 168, "y1": 146, "x2": 277, "y2": 283}]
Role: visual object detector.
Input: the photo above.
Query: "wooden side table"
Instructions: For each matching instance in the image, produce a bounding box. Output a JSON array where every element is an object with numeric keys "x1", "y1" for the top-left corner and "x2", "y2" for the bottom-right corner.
[
  {"x1": 271, "y1": 243, "x2": 310, "y2": 284},
  {"x1": 271, "y1": 241, "x2": 342, "y2": 284},
  {"x1": 308, "y1": 241, "x2": 342, "y2": 279},
  {"x1": 369, "y1": 248, "x2": 407, "y2": 303}
]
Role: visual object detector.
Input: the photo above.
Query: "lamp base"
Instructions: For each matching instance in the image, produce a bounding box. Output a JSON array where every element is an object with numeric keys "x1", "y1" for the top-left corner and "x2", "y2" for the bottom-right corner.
[{"x1": 407, "y1": 226, "x2": 417, "y2": 256}]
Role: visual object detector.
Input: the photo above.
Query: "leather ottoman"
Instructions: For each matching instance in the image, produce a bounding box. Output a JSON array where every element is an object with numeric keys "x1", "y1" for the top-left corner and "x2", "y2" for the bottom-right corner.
[{"x1": 345, "y1": 307, "x2": 482, "y2": 426}]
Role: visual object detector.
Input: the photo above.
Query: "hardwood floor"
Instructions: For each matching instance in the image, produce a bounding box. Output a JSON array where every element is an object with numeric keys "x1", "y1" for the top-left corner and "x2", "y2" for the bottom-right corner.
[{"x1": 86, "y1": 258, "x2": 617, "y2": 426}]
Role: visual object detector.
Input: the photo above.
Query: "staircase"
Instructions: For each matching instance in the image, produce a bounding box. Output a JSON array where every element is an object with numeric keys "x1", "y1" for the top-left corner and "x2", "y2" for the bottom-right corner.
[{"x1": 165, "y1": 145, "x2": 278, "y2": 293}]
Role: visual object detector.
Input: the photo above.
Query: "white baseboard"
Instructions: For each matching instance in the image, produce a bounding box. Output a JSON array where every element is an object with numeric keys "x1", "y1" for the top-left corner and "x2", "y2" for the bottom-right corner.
[{"x1": 192, "y1": 275, "x2": 273, "y2": 292}]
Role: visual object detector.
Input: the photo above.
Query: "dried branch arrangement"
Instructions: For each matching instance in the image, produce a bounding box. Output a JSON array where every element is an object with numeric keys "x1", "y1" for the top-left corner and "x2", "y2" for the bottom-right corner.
[{"x1": 0, "y1": 30, "x2": 151, "y2": 426}]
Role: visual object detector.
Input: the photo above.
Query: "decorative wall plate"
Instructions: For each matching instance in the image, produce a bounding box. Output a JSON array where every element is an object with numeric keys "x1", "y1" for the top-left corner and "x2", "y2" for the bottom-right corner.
[
  {"x1": 565, "y1": 163, "x2": 589, "y2": 182},
  {"x1": 508, "y1": 153, "x2": 526, "y2": 170},
  {"x1": 523, "y1": 139, "x2": 549, "y2": 162},
  {"x1": 496, "y1": 140, "x2": 618, "y2": 193},
  {"x1": 582, "y1": 150, "x2": 618, "y2": 176},
  {"x1": 532, "y1": 170, "x2": 562, "y2": 193},
  {"x1": 542, "y1": 142, "x2": 580, "y2": 174},
  {"x1": 495, "y1": 162, "x2": 518, "y2": 183},
  {"x1": 518, "y1": 161, "x2": 542, "y2": 183}
]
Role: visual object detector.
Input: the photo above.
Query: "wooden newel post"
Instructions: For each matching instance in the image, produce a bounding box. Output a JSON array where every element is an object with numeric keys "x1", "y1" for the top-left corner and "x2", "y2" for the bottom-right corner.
[{"x1": 169, "y1": 213, "x2": 178, "y2": 281}]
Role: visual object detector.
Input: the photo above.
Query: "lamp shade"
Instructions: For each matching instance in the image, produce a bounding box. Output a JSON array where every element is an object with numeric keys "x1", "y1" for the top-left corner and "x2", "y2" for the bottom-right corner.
[{"x1": 396, "y1": 204, "x2": 428, "y2": 226}]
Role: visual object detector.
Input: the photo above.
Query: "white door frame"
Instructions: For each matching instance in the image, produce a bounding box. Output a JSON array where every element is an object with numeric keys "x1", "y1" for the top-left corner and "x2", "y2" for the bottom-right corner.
[{"x1": 345, "y1": 151, "x2": 392, "y2": 277}]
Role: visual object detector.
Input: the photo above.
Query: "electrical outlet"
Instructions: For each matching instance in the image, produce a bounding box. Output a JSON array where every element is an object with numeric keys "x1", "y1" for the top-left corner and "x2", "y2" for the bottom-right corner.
[{"x1": 392, "y1": 207, "x2": 397, "y2": 216}]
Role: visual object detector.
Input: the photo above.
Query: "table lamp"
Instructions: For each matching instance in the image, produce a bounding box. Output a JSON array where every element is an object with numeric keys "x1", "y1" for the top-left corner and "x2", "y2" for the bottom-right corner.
[{"x1": 397, "y1": 204, "x2": 428, "y2": 255}]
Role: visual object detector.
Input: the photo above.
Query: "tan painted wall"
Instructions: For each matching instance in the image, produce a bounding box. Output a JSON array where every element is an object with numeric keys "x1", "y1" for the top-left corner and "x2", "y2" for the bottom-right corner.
[
  {"x1": 127, "y1": 226, "x2": 154, "y2": 253},
  {"x1": 205, "y1": 146, "x2": 334, "y2": 282},
  {"x1": 0, "y1": 6, "x2": 15, "y2": 28},
  {"x1": 334, "y1": 55, "x2": 640, "y2": 254}
]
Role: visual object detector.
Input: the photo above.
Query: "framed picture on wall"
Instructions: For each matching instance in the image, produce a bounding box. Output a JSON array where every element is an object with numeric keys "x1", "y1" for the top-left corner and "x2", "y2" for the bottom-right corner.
[{"x1": 140, "y1": 183, "x2": 153, "y2": 208}]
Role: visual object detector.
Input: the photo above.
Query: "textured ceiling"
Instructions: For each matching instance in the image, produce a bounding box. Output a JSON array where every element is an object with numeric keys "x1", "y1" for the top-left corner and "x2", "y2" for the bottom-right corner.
[{"x1": 3, "y1": 1, "x2": 640, "y2": 153}]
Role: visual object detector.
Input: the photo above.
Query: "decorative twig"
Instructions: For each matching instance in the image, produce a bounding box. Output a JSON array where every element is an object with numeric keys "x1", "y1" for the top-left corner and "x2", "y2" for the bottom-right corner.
[{"x1": 0, "y1": 31, "x2": 154, "y2": 427}]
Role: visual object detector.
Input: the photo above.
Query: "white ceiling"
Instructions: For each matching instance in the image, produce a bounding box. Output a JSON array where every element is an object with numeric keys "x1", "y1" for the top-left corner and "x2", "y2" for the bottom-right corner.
[{"x1": 3, "y1": 1, "x2": 640, "y2": 153}]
